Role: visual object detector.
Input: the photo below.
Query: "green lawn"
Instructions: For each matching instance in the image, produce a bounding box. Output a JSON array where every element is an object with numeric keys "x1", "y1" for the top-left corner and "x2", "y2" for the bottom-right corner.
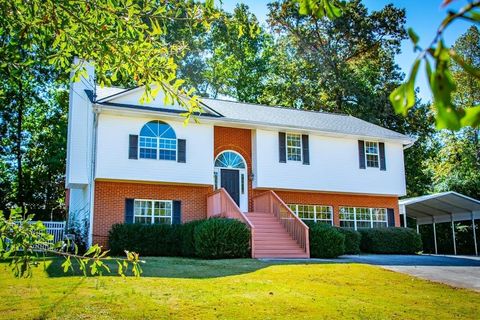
[{"x1": 0, "y1": 257, "x2": 478, "y2": 319}]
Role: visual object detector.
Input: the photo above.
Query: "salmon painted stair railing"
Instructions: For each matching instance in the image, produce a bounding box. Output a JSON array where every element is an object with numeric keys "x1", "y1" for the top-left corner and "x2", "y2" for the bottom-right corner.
[
  {"x1": 206, "y1": 188, "x2": 310, "y2": 259},
  {"x1": 252, "y1": 191, "x2": 310, "y2": 258}
]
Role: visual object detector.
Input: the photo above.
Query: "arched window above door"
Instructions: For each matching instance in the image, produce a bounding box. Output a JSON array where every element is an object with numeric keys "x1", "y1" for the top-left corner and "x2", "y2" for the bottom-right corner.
[{"x1": 214, "y1": 151, "x2": 245, "y2": 169}]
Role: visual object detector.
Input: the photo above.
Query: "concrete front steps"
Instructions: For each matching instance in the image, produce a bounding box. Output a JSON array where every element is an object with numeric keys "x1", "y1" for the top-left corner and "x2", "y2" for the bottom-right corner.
[{"x1": 248, "y1": 212, "x2": 309, "y2": 259}]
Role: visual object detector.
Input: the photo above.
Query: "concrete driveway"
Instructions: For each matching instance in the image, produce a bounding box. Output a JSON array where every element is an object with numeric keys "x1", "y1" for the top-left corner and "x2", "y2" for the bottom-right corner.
[{"x1": 341, "y1": 254, "x2": 480, "y2": 292}]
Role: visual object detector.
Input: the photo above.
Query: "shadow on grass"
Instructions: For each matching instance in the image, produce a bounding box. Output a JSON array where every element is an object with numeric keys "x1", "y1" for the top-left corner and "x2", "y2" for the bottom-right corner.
[{"x1": 44, "y1": 256, "x2": 335, "y2": 279}]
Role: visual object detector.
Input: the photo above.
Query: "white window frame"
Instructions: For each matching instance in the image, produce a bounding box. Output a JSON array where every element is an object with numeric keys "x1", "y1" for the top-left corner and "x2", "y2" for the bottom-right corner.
[
  {"x1": 286, "y1": 133, "x2": 302, "y2": 162},
  {"x1": 364, "y1": 141, "x2": 379, "y2": 168},
  {"x1": 139, "y1": 136, "x2": 177, "y2": 161},
  {"x1": 288, "y1": 204, "x2": 333, "y2": 225},
  {"x1": 339, "y1": 206, "x2": 388, "y2": 230},
  {"x1": 133, "y1": 199, "x2": 173, "y2": 225}
]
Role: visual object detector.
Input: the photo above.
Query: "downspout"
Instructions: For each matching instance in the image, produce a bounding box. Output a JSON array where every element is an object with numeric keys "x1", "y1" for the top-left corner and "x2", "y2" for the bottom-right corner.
[{"x1": 88, "y1": 106, "x2": 99, "y2": 248}]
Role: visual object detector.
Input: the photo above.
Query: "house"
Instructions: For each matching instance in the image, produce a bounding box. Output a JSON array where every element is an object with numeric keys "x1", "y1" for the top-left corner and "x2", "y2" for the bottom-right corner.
[{"x1": 66, "y1": 60, "x2": 415, "y2": 258}]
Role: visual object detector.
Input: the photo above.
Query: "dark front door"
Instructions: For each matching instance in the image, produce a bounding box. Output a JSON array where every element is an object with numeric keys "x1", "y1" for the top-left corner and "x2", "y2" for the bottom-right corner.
[{"x1": 221, "y1": 169, "x2": 240, "y2": 206}]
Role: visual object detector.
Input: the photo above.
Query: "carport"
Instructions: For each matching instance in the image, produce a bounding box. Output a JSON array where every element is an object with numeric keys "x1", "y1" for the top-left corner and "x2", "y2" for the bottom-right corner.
[{"x1": 399, "y1": 191, "x2": 480, "y2": 256}]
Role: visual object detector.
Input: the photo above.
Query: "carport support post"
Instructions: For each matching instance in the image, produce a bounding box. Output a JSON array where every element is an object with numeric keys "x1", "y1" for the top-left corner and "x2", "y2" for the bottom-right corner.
[
  {"x1": 472, "y1": 212, "x2": 478, "y2": 256},
  {"x1": 432, "y1": 216, "x2": 438, "y2": 254},
  {"x1": 451, "y1": 214, "x2": 457, "y2": 255},
  {"x1": 403, "y1": 213, "x2": 407, "y2": 228}
]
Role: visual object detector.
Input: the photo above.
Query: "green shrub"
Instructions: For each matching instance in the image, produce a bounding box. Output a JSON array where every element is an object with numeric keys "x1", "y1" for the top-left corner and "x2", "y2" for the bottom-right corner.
[
  {"x1": 309, "y1": 223, "x2": 345, "y2": 258},
  {"x1": 180, "y1": 219, "x2": 206, "y2": 257},
  {"x1": 336, "y1": 228, "x2": 361, "y2": 254},
  {"x1": 108, "y1": 223, "x2": 182, "y2": 256},
  {"x1": 194, "y1": 218, "x2": 250, "y2": 259},
  {"x1": 358, "y1": 227, "x2": 422, "y2": 254}
]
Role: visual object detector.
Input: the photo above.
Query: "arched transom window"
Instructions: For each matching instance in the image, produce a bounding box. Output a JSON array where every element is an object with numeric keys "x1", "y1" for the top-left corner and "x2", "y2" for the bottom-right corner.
[
  {"x1": 214, "y1": 151, "x2": 245, "y2": 168},
  {"x1": 139, "y1": 120, "x2": 177, "y2": 160}
]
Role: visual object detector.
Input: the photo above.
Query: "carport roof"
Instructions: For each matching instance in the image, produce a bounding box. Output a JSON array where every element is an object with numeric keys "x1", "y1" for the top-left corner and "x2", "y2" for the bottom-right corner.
[{"x1": 399, "y1": 191, "x2": 480, "y2": 225}]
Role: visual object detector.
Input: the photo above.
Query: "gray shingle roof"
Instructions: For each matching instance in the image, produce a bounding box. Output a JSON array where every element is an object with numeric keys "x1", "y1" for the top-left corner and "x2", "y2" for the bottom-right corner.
[
  {"x1": 201, "y1": 98, "x2": 413, "y2": 143},
  {"x1": 95, "y1": 86, "x2": 413, "y2": 144}
]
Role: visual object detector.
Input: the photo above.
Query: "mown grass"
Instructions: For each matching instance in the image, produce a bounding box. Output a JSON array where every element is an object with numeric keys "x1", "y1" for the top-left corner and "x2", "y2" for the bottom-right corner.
[{"x1": 0, "y1": 257, "x2": 478, "y2": 319}]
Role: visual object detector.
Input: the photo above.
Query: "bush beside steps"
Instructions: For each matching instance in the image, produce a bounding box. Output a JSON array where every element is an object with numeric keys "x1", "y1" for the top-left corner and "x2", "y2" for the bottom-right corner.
[
  {"x1": 108, "y1": 218, "x2": 250, "y2": 259},
  {"x1": 305, "y1": 222, "x2": 421, "y2": 258}
]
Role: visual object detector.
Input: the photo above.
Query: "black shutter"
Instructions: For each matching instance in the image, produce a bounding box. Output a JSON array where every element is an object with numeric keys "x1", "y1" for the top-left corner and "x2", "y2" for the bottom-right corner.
[
  {"x1": 177, "y1": 139, "x2": 186, "y2": 163},
  {"x1": 379, "y1": 142, "x2": 386, "y2": 171},
  {"x1": 279, "y1": 132, "x2": 286, "y2": 163},
  {"x1": 302, "y1": 134, "x2": 310, "y2": 165},
  {"x1": 172, "y1": 201, "x2": 181, "y2": 225},
  {"x1": 387, "y1": 208, "x2": 395, "y2": 227},
  {"x1": 358, "y1": 140, "x2": 366, "y2": 169},
  {"x1": 129, "y1": 135, "x2": 138, "y2": 159},
  {"x1": 125, "y1": 199, "x2": 134, "y2": 223}
]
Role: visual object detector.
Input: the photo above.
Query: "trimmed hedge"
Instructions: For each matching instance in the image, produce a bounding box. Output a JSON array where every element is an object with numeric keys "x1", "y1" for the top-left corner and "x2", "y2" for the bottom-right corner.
[
  {"x1": 194, "y1": 218, "x2": 250, "y2": 259},
  {"x1": 309, "y1": 223, "x2": 345, "y2": 258},
  {"x1": 108, "y1": 218, "x2": 250, "y2": 258},
  {"x1": 336, "y1": 227, "x2": 361, "y2": 254},
  {"x1": 179, "y1": 220, "x2": 205, "y2": 257},
  {"x1": 358, "y1": 227, "x2": 422, "y2": 254},
  {"x1": 108, "y1": 223, "x2": 183, "y2": 256}
]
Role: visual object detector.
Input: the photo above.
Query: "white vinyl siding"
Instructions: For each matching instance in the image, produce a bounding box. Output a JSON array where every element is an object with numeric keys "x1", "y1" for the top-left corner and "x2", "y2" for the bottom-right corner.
[
  {"x1": 288, "y1": 204, "x2": 333, "y2": 225},
  {"x1": 253, "y1": 130, "x2": 407, "y2": 196},
  {"x1": 134, "y1": 199, "x2": 173, "y2": 224},
  {"x1": 339, "y1": 207, "x2": 387, "y2": 230},
  {"x1": 95, "y1": 114, "x2": 214, "y2": 185}
]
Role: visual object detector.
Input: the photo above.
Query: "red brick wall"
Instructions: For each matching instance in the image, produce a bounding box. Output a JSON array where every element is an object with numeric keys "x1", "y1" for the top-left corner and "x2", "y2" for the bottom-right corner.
[
  {"x1": 93, "y1": 180, "x2": 213, "y2": 247},
  {"x1": 214, "y1": 126, "x2": 254, "y2": 211},
  {"x1": 253, "y1": 189, "x2": 400, "y2": 227}
]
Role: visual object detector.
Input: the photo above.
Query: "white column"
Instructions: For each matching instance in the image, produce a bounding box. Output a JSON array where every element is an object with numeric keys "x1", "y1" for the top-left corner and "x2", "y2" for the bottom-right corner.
[
  {"x1": 416, "y1": 221, "x2": 419, "y2": 234},
  {"x1": 433, "y1": 216, "x2": 438, "y2": 255},
  {"x1": 451, "y1": 214, "x2": 457, "y2": 255},
  {"x1": 399, "y1": 204, "x2": 407, "y2": 228},
  {"x1": 472, "y1": 212, "x2": 478, "y2": 257}
]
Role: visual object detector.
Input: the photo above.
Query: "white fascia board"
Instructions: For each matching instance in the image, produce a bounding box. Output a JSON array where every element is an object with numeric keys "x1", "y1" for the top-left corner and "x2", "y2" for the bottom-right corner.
[{"x1": 95, "y1": 104, "x2": 414, "y2": 145}]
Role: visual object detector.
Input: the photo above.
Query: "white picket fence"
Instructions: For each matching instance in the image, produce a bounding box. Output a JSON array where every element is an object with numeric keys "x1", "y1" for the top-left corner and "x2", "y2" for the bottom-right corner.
[{"x1": 30, "y1": 221, "x2": 66, "y2": 248}]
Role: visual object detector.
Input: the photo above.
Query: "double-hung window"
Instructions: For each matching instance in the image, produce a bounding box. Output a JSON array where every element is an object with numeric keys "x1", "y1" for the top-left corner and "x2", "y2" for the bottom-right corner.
[
  {"x1": 339, "y1": 207, "x2": 387, "y2": 230},
  {"x1": 286, "y1": 133, "x2": 302, "y2": 161},
  {"x1": 133, "y1": 200, "x2": 173, "y2": 224},
  {"x1": 288, "y1": 204, "x2": 333, "y2": 225},
  {"x1": 365, "y1": 141, "x2": 379, "y2": 168}
]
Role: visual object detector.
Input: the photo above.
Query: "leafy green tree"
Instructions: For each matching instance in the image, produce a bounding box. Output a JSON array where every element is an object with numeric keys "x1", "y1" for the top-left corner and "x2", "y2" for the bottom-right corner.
[
  {"x1": 427, "y1": 26, "x2": 480, "y2": 199},
  {"x1": 263, "y1": 0, "x2": 406, "y2": 117},
  {"x1": 175, "y1": 4, "x2": 271, "y2": 103},
  {"x1": 389, "y1": 0, "x2": 480, "y2": 129}
]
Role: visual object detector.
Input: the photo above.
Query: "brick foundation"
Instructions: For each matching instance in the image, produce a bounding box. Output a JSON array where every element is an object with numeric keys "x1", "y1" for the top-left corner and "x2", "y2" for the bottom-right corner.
[
  {"x1": 253, "y1": 189, "x2": 400, "y2": 227},
  {"x1": 93, "y1": 180, "x2": 213, "y2": 247}
]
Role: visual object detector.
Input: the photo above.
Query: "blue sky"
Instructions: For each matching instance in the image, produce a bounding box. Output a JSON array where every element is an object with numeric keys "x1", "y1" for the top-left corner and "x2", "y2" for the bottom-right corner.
[{"x1": 222, "y1": 0, "x2": 472, "y2": 102}]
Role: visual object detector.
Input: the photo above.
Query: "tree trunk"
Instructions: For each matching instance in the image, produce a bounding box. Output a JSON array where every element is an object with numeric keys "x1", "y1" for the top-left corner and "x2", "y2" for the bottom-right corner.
[{"x1": 16, "y1": 78, "x2": 25, "y2": 216}]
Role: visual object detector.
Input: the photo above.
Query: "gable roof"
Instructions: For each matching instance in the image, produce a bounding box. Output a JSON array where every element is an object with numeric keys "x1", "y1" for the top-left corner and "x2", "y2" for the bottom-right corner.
[
  {"x1": 201, "y1": 98, "x2": 411, "y2": 143},
  {"x1": 95, "y1": 86, "x2": 414, "y2": 144}
]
